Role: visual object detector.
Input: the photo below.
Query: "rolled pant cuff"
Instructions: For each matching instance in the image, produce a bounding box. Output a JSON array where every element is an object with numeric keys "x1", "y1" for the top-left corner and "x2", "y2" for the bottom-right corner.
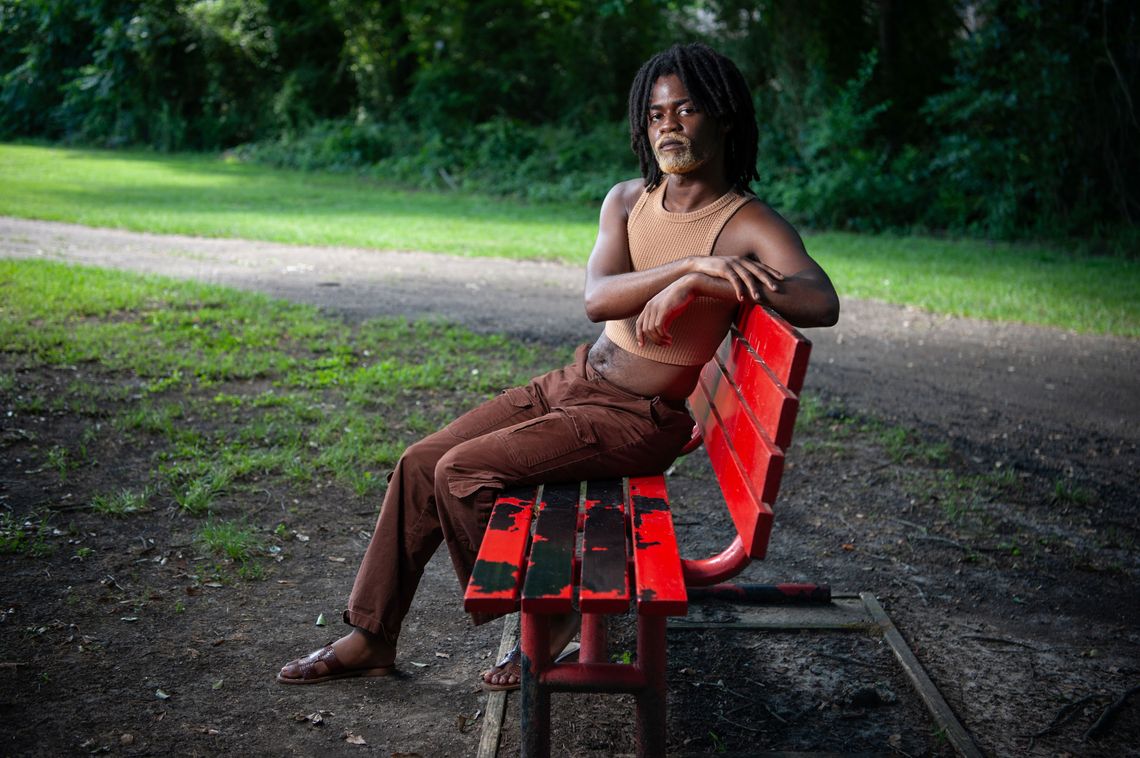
[{"x1": 342, "y1": 608, "x2": 397, "y2": 646}]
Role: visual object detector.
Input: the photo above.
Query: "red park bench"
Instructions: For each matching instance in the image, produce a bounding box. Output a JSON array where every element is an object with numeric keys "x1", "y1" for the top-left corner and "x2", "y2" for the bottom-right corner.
[{"x1": 464, "y1": 303, "x2": 815, "y2": 757}]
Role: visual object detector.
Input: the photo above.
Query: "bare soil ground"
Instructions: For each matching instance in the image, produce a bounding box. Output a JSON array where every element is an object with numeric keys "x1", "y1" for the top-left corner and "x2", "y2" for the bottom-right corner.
[{"x1": 2, "y1": 217, "x2": 1138, "y2": 756}]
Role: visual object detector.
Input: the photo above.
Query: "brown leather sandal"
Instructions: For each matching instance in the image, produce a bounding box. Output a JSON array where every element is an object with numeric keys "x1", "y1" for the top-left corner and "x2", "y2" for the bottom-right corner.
[{"x1": 276, "y1": 644, "x2": 394, "y2": 685}]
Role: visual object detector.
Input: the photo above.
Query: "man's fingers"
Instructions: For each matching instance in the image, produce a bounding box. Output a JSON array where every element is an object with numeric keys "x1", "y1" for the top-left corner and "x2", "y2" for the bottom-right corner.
[
  {"x1": 722, "y1": 268, "x2": 746, "y2": 301},
  {"x1": 742, "y1": 254, "x2": 786, "y2": 279},
  {"x1": 638, "y1": 318, "x2": 672, "y2": 347},
  {"x1": 636, "y1": 309, "x2": 662, "y2": 346},
  {"x1": 739, "y1": 258, "x2": 785, "y2": 288},
  {"x1": 728, "y1": 260, "x2": 764, "y2": 301},
  {"x1": 737, "y1": 261, "x2": 784, "y2": 296}
]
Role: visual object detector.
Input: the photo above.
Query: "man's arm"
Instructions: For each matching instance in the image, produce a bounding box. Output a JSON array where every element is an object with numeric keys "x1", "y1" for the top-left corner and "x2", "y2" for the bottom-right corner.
[
  {"x1": 635, "y1": 201, "x2": 839, "y2": 346},
  {"x1": 583, "y1": 182, "x2": 787, "y2": 323}
]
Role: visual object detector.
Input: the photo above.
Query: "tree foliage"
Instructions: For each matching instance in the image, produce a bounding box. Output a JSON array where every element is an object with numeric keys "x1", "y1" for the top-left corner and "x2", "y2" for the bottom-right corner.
[{"x1": 1, "y1": 0, "x2": 1136, "y2": 243}]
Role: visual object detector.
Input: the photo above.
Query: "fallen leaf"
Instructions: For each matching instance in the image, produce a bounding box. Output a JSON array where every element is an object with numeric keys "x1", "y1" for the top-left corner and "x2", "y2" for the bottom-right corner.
[
  {"x1": 342, "y1": 731, "x2": 366, "y2": 745},
  {"x1": 119, "y1": 734, "x2": 135, "y2": 746},
  {"x1": 456, "y1": 709, "x2": 482, "y2": 733},
  {"x1": 212, "y1": 678, "x2": 224, "y2": 690},
  {"x1": 842, "y1": 543, "x2": 855, "y2": 551},
  {"x1": 315, "y1": 613, "x2": 327, "y2": 626},
  {"x1": 409, "y1": 661, "x2": 429, "y2": 668},
  {"x1": 155, "y1": 689, "x2": 170, "y2": 700}
]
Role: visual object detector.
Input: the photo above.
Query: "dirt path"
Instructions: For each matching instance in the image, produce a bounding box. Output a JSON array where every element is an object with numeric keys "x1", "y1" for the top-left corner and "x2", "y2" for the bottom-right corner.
[
  {"x1": 4, "y1": 216, "x2": 1137, "y2": 491},
  {"x1": 3, "y1": 216, "x2": 1138, "y2": 756}
]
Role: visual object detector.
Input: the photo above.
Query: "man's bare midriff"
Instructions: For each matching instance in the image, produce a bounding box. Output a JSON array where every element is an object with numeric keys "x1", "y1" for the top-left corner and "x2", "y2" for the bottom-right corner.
[{"x1": 587, "y1": 334, "x2": 703, "y2": 402}]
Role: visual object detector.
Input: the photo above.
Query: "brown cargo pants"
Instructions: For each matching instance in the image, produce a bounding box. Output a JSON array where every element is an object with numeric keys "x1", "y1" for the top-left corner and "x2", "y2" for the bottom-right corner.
[{"x1": 343, "y1": 344, "x2": 694, "y2": 645}]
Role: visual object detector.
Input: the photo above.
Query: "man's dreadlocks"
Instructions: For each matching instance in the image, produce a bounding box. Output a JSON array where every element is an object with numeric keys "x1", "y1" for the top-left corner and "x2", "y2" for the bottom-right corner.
[{"x1": 628, "y1": 43, "x2": 759, "y2": 193}]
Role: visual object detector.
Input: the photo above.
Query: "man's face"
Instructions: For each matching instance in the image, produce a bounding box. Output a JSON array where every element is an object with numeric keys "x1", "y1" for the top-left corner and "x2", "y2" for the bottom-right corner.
[{"x1": 647, "y1": 74, "x2": 722, "y2": 176}]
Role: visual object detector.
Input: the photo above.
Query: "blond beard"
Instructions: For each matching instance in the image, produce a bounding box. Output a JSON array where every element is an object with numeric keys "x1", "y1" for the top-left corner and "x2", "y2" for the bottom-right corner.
[{"x1": 653, "y1": 135, "x2": 709, "y2": 175}]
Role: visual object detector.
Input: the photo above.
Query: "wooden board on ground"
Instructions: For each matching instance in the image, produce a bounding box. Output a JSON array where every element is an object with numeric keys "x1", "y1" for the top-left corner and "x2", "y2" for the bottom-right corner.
[{"x1": 668, "y1": 593, "x2": 873, "y2": 632}]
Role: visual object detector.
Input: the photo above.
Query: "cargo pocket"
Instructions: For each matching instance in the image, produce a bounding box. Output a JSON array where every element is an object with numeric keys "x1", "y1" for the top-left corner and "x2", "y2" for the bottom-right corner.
[
  {"x1": 446, "y1": 386, "x2": 535, "y2": 440},
  {"x1": 501, "y1": 409, "x2": 597, "y2": 470}
]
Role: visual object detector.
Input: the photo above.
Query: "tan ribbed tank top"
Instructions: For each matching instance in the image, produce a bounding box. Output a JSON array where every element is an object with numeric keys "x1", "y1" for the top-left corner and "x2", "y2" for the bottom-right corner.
[{"x1": 604, "y1": 182, "x2": 753, "y2": 366}]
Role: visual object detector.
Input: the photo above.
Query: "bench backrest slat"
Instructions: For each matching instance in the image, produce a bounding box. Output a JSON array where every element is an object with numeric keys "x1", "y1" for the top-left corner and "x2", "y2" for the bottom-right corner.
[
  {"x1": 628, "y1": 478, "x2": 688, "y2": 615},
  {"x1": 688, "y1": 305, "x2": 810, "y2": 561},
  {"x1": 690, "y1": 376, "x2": 776, "y2": 558},
  {"x1": 579, "y1": 480, "x2": 630, "y2": 613},
  {"x1": 702, "y1": 360, "x2": 785, "y2": 504},
  {"x1": 734, "y1": 306, "x2": 812, "y2": 394},
  {"x1": 463, "y1": 486, "x2": 538, "y2": 614},
  {"x1": 715, "y1": 332, "x2": 799, "y2": 448},
  {"x1": 521, "y1": 483, "x2": 580, "y2": 613}
]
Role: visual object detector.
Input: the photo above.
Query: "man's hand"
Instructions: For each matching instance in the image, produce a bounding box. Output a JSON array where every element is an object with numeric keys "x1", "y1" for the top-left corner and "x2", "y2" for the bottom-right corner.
[
  {"x1": 635, "y1": 277, "x2": 696, "y2": 347},
  {"x1": 689, "y1": 254, "x2": 785, "y2": 302}
]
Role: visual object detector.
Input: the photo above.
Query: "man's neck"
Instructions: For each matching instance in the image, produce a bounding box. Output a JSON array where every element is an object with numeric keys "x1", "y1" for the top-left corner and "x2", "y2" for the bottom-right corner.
[{"x1": 661, "y1": 172, "x2": 732, "y2": 214}]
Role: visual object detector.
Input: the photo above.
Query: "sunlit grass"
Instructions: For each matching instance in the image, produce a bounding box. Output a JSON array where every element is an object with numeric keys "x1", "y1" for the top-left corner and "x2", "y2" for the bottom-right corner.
[
  {"x1": 1, "y1": 143, "x2": 1136, "y2": 335},
  {"x1": 807, "y1": 232, "x2": 1139, "y2": 337},
  {"x1": 0, "y1": 143, "x2": 595, "y2": 260}
]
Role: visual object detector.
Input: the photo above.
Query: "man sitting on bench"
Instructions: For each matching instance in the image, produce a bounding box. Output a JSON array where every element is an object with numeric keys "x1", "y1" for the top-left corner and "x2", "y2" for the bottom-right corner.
[{"x1": 277, "y1": 42, "x2": 840, "y2": 689}]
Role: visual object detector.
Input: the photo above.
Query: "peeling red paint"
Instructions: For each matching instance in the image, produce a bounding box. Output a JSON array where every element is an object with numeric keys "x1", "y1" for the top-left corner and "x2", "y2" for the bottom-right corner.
[
  {"x1": 464, "y1": 488, "x2": 538, "y2": 613},
  {"x1": 628, "y1": 478, "x2": 687, "y2": 616}
]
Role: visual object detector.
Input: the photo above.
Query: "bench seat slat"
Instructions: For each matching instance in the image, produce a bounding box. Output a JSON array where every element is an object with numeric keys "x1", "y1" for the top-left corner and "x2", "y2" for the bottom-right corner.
[
  {"x1": 521, "y1": 482, "x2": 580, "y2": 613},
  {"x1": 464, "y1": 486, "x2": 538, "y2": 614},
  {"x1": 579, "y1": 479, "x2": 630, "y2": 613},
  {"x1": 628, "y1": 477, "x2": 687, "y2": 616}
]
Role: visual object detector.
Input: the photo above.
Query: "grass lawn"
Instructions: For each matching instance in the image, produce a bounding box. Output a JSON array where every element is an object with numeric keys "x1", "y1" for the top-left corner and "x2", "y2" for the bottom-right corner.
[
  {"x1": 2, "y1": 143, "x2": 1136, "y2": 336},
  {"x1": 0, "y1": 258, "x2": 565, "y2": 567}
]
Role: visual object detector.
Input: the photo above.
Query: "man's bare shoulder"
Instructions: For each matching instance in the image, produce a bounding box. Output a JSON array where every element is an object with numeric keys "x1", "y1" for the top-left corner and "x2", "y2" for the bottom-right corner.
[
  {"x1": 715, "y1": 196, "x2": 804, "y2": 257},
  {"x1": 604, "y1": 178, "x2": 648, "y2": 217},
  {"x1": 729, "y1": 196, "x2": 797, "y2": 236}
]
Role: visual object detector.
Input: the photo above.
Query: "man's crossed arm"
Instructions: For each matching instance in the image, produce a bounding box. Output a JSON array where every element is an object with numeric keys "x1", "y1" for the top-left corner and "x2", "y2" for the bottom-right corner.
[{"x1": 584, "y1": 180, "x2": 840, "y2": 348}]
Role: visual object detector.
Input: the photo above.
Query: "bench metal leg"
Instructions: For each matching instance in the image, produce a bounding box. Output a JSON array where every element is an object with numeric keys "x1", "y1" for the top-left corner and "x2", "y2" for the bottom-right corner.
[
  {"x1": 580, "y1": 613, "x2": 607, "y2": 663},
  {"x1": 635, "y1": 614, "x2": 667, "y2": 758},
  {"x1": 520, "y1": 612, "x2": 551, "y2": 758}
]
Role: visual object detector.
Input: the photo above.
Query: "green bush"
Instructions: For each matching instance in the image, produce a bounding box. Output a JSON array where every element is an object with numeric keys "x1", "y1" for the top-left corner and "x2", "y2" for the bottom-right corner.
[{"x1": 233, "y1": 117, "x2": 637, "y2": 204}]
